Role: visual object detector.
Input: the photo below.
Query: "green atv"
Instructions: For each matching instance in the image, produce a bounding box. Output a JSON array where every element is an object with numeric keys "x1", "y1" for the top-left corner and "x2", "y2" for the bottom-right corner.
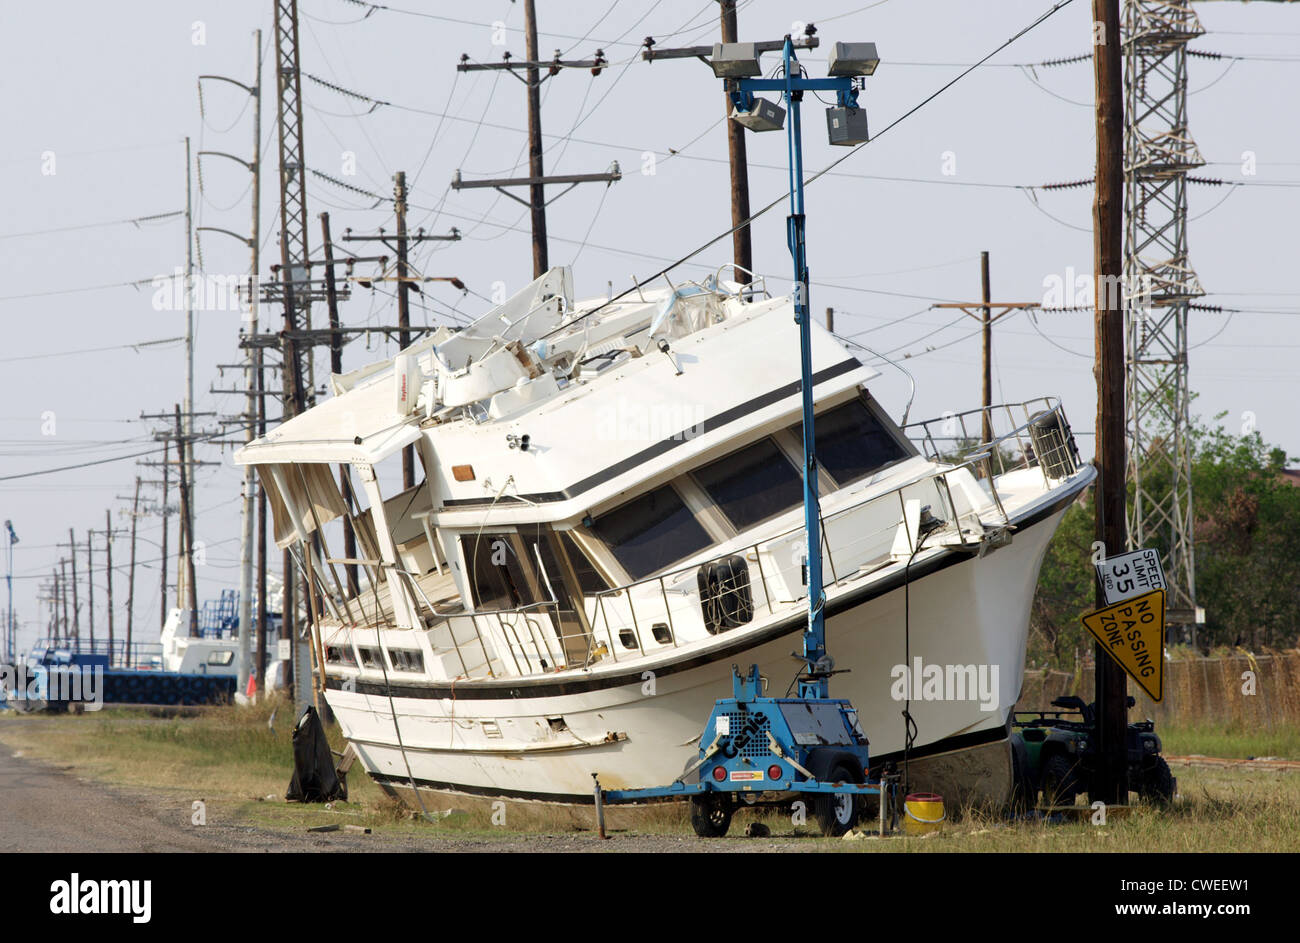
[{"x1": 1010, "y1": 695, "x2": 1175, "y2": 808}]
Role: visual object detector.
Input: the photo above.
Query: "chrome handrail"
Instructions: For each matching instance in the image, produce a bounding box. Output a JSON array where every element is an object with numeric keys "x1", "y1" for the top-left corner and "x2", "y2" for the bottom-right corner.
[{"x1": 344, "y1": 399, "x2": 1081, "y2": 681}]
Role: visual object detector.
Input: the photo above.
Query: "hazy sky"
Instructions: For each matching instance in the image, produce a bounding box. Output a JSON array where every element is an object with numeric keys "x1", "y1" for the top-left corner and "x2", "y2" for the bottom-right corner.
[{"x1": 3, "y1": 0, "x2": 1296, "y2": 654}]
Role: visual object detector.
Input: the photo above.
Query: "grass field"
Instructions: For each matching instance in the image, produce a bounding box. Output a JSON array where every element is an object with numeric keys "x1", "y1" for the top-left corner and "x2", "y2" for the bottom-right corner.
[
  {"x1": 1, "y1": 697, "x2": 1297, "y2": 852},
  {"x1": 1160, "y1": 723, "x2": 1300, "y2": 761}
]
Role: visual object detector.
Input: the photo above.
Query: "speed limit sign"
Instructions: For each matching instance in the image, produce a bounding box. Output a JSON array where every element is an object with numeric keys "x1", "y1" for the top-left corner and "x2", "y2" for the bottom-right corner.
[{"x1": 1095, "y1": 548, "x2": 1166, "y2": 606}]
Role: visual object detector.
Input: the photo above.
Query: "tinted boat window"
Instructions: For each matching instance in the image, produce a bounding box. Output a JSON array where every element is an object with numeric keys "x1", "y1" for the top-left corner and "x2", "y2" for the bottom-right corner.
[
  {"x1": 460, "y1": 533, "x2": 531, "y2": 610},
  {"x1": 791, "y1": 399, "x2": 908, "y2": 486},
  {"x1": 555, "y1": 531, "x2": 611, "y2": 596},
  {"x1": 591, "y1": 485, "x2": 712, "y2": 581},
  {"x1": 692, "y1": 437, "x2": 804, "y2": 532}
]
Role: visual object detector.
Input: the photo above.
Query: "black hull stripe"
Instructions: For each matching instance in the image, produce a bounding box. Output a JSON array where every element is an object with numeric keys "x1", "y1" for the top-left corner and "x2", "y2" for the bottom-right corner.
[
  {"x1": 326, "y1": 474, "x2": 1088, "y2": 702},
  {"x1": 366, "y1": 724, "x2": 1009, "y2": 805},
  {"x1": 439, "y1": 358, "x2": 866, "y2": 507}
]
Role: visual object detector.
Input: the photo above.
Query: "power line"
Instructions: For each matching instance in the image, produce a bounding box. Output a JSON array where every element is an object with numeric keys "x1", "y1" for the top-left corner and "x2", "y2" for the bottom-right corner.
[
  {"x1": 539, "y1": 0, "x2": 1083, "y2": 341},
  {"x1": 0, "y1": 336, "x2": 185, "y2": 365},
  {"x1": 0, "y1": 210, "x2": 182, "y2": 241},
  {"x1": 0, "y1": 415, "x2": 260, "y2": 483},
  {"x1": 0, "y1": 275, "x2": 174, "y2": 303}
]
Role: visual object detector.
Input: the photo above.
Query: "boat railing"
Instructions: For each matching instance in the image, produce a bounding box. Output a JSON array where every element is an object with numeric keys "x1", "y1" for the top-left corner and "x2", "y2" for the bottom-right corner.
[
  {"x1": 711, "y1": 263, "x2": 770, "y2": 302},
  {"x1": 379, "y1": 567, "x2": 597, "y2": 680},
  {"x1": 28, "y1": 637, "x2": 164, "y2": 670},
  {"x1": 902, "y1": 397, "x2": 1082, "y2": 490},
  {"x1": 357, "y1": 400, "x2": 1083, "y2": 680}
]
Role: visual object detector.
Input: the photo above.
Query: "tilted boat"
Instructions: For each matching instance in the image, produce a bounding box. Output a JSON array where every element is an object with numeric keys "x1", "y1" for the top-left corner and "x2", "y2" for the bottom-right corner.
[{"x1": 236, "y1": 265, "x2": 1094, "y2": 805}]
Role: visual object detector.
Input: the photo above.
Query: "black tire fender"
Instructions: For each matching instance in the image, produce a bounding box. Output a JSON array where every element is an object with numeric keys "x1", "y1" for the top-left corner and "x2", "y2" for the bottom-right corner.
[{"x1": 805, "y1": 748, "x2": 864, "y2": 785}]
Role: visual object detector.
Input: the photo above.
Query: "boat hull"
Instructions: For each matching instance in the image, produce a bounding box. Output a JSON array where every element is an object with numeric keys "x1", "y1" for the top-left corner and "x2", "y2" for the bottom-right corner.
[{"x1": 325, "y1": 489, "x2": 1076, "y2": 806}]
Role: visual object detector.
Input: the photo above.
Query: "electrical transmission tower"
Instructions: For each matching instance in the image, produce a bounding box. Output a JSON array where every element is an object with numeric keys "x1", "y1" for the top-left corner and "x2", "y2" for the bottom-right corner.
[
  {"x1": 272, "y1": 0, "x2": 315, "y2": 417},
  {"x1": 1123, "y1": 0, "x2": 1204, "y2": 630},
  {"x1": 272, "y1": 0, "x2": 316, "y2": 710}
]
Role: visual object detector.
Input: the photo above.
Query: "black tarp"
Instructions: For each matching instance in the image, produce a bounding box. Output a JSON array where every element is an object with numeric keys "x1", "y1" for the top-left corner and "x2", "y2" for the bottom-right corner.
[{"x1": 285, "y1": 705, "x2": 347, "y2": 802}]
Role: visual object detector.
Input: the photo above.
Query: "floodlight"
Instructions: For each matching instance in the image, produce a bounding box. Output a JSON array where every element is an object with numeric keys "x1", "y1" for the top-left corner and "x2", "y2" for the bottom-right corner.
[
  {"x1": 732, "y1": 96, "x2": 786, "y2": 133},
  {"x1": 827, "y1": 42, "x2": 880, "y2": 77},
  {"x1": 710, "y1": 42, "x2": 762, "y2": 78},
  {"x1": 826, "y1": 106, "x2": 869, "y2": 146}
]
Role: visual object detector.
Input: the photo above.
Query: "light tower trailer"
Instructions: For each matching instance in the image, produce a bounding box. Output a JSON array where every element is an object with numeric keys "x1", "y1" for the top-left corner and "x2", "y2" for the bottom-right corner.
[
  {"x1": 596, "y1": 35, "x2": 893, "y2": 840},
  {"x1": 597, "y1": 664, "x2": 898, "y2": 837}
]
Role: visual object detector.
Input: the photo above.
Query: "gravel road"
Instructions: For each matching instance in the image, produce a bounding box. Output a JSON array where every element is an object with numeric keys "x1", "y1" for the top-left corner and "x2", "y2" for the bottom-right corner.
[{"x1": 0, "y1": 747, "x2": 828, "y2": 852}]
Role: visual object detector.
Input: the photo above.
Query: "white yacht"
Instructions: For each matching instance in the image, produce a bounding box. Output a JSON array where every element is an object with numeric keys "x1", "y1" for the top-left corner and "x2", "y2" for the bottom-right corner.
[{"x1": 236, "y1": 266, "x2": 1094, "y2": 805}]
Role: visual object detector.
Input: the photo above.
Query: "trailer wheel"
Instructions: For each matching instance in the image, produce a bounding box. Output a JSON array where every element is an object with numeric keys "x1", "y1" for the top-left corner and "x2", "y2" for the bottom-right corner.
[
  {"x1": 814, "y1": 762, "x2": 861, "y2": 837},
  {"x1": 1041, "y1": 753, "x2": 1080, "y2": 807},
  {"x1": 1138, "y1": 756, "x2": 1174, "y2": 805},
  {"x1": 689, "y1": 794, "x2": 733, "y2": 838}
]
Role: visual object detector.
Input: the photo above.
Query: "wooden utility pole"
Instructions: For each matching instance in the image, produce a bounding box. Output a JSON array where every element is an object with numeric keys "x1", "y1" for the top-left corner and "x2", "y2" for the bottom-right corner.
[
  {"x1": 825, "y1": 307, "x2": 834, "y2": 332},
  {"x1": 341, "y1": 175, "x2": 461, "y2": 491},
  {"x1": 932, "y1": 254, "x2": 1036, "y2": 446},
  {"x1": 394, "y1": 172, "x2": 416, "y2": 488},
  {"x1": 174, "y1": 405, "x2": 199, "y2": 638},
  {"x1": 86, "y1": 528, "x2": 95, "y2": 648},
  {"x1": 454, "y1": 9, "x2": 618, "y2": 279},
  {"x1": 320, "y1": 212, "x2": 359, "y2": 595},
  {"x1": 125, "y1": 482, "x2": 140, "y2": 666},
  {"x1": 641, "y1": 30, "x2": 820, "y2": 280},
  {"x1": 256, "y1": 338, "x2": 268, "y2": 699},
  {"x1": 1092, "y1": 0, "x2": 1128, "y2": 806},
  {"x1": 523, "y1": 0, "x2": 547, "y2": 276},
  {"x1": 104, "y1": 512, "x2": 113, "y2": 658},
  {"x1": 980, "y1": 251, "x2": 993, "y2": 444},
  {"x1": 159, "y1": 439, "x2": 170, "y2": 633},
  {"x1": 58, "y1": 560, "x2": 68, "y2": 641},
  {"x1": 719, "y1": 0, "x2": 752, "y2": 279},
  {"x1": 68, "y1": 530, "x2": 79, "y2": 645}
]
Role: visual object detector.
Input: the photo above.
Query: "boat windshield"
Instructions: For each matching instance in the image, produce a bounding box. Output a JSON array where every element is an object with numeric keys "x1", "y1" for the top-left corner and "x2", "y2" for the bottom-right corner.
[
  {"x1": 589, "y1": 484, "x2": 713, "y2": 581},
  {"x1": 790, "y1": 397, "x2": 911, "y2": 486}
]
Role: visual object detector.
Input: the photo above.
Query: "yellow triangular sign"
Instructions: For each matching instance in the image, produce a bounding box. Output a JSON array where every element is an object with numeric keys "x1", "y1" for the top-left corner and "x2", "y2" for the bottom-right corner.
[{"x1": 1080, "y1": 588, "x2": 1166, "y2": 702}]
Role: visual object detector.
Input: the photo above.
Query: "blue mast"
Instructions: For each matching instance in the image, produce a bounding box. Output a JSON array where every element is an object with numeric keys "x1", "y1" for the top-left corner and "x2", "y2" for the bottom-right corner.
[
  {"x1": 781, "y1": 39, "x2": 827, "y2": 699},
  {"x1": 728, "y1": 39, "x2": 864, "y2": 698}
]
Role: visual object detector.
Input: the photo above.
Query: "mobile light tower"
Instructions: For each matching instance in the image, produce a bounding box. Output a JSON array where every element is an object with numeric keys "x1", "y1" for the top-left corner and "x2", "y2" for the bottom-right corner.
[
  {"x1": 719, "y1": 36, "x2": 877, "y2": 695},
  {"x1": 598, "y1": 37, "x2": 889, "y2": 839}
]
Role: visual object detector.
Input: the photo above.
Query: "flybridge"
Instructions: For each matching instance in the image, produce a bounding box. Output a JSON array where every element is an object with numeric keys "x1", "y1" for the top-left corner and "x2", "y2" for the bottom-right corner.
[{"x1": 237, "y1": 264, "x2": 776, "y2": 466}]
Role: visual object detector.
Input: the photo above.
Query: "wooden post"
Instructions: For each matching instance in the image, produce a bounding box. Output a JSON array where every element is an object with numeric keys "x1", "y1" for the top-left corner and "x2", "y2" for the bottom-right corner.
[
  {"x1": 393, "y1": 173, "x2": 416, "y2": 490},
  {"x1": 720, "y1": 0, "x2": 753, "y2": 281},
  {"x1": 523, "y1": 0, "x2": 548, "y2": 278},
  {"x1": 825, "y1": 306, "x2": 834, "y2": 333},
  {"x1": 256, "y1": 351, "x2": 268, "y2": 700},
  {"x1": 174, "y1": 405, "x2": 199, "y2": 638},
  {"x1": 160, "y1": 439, "x2": 170, "y2": 634},
  {"x1": 320, "y1": 211, "x2": 359, "y2": 596},
  {"x1": 1092, "y1": 0, "x2": 1128, "y2": 806},
  {"x1": 104, "y1": 511, "x2": 114, "y2": 661},
  {"x1": 86, "y1": 528, "x2": 95, "y2": 649},
  {"x1": 980, "y1": 251, "x2": 993, "y2": 444},
  {"x1": 59, "y1": 559, "x2": 68, "y2": 641},
  {"x1": 126, "y1": 480, "x2": 140, "y2": 668},
  {"x1": 68, "y1": 530, "x2": 79, "y2": 646}
]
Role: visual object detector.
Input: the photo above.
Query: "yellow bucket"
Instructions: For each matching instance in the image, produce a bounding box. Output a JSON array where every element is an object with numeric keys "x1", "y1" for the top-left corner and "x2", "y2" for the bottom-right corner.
[{"x1": 903, "y1": 793, "x2": 945, "y2": 835}]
